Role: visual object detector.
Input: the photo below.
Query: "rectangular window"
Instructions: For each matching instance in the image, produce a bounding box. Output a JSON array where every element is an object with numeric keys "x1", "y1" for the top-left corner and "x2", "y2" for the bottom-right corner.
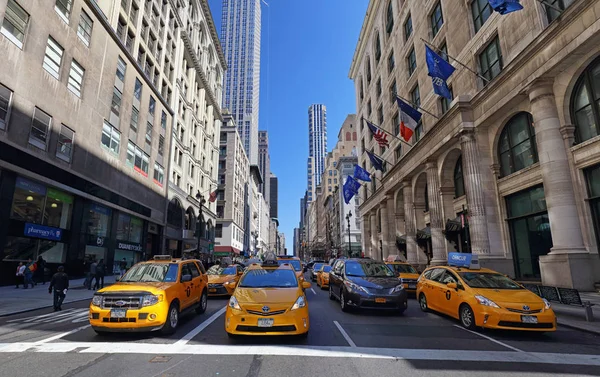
[
  {"x1": 439, "y1": 41, "x2": 448, "y2": 62},
  {"x1": 471, "y1": 0, "x2": 492, "y2": 33},
  {"x1": 376, "y1": 78, "x2": 382, "y2": 97},
  {"x1": 411, "y1": 85, "x2": 421, "y2": 108},
  {"x1": 158, "y1": 135, "x2": 164, "y2": 156},
  {"x1": 134, "y1": 78, "x2": 142, "y2": 100},
  {"x1": 378, "y1": 105, "x2": 384, "y2": 125},
  {"x1": 131, "y1": 142, "x2": 148, "y2": 176},
  {"x1": 407, "y1": 47, "x2": 416, "y2": 76},
  {"x1": 56, "y1": 124, "x2": 74, "y2": 162},
  {"x1": 130, "y1": 106, "x2": 139, "y2": 133},
  {"x1": 390, "y1": 80, "x2": 397, "y2": 103},
  {"x1": 154, "y1": 163, "x2": 164, "y2": 185},
  {"x1": 145, "y1": 121, "x2": 152, "y2": 146},
  {"x1": 54, "y1": 0, "x2": 72, "y2": 23},
  {"x1": 77, "y1": 10, "x2": 92, "y2": 46},
  {"x1": 431, "y1": 1, "x2": 444, "y2": 37},
  {"x1": 126, "y1": 141, "x2": 135, "y2": 167},
  {"x1": 161, "y1": 110, "x2": 167, "y2": 129},
  {"x1": 116, "y1": 56, "x2": 127, "y2": 82},
  {"x1": 67, "y1": 59, "x2": 84, "y2": 97},
  {"x1": 546, "y1": 0, "x2": 575, "y2": 23},
  {"x1": 29, "y1": 107, "x2": 51, "y2": 149},
  {"x1": 441, "y1": 86, "x2": 453, "y2": 114},
  {"x1": 148, "y1": 95, "x2": 156, "y2": 115},
  {"x1": 101, "y1": 120, "x2": 120, "y2": 154},
  {"x1": 404, "y1": 14, "x2": 412, "y2": 41},
  {"x1": 1, "y1": 0, "x2": 30, "y2": 49},
  {"x1": 387, "y1": 50, "x2": 395, "y2": 73},
  {"x1": 479, "y1": 36, "x2": 503, "y2": 83},
  {"x1": 111, "y1": 87, "x2": 122, "y2": 116},
  {"x1": 0, "y1": 83, "x2": 13, "y2": 130},
  {"x1": 395, "y1": 145, "x2": 402, "y2": 160},
  {"x1": 392, "y1": 112, "x2": 399, "y2": 135},
  {"x1": 43, "y1": 37, "x2": 63, "y2": 79},
  {"x1": 367, "y1": 100, "x2": 372, "y2": 116}
]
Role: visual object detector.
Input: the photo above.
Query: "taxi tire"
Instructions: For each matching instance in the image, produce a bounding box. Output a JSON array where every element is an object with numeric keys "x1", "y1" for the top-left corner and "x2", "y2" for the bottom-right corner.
[
  {"x1": 460, "y1": 304, "x2": 476, "y2": 330},
  {"x1": 340, "y1": 291, "x2": 350, "y2": 312},
  {"x1": 195, "y1": 289, "x2": 208, "y2": 314},
  {"x1": 161, "y1": 302, "x2": 179, "y2": 335},
  {"x1": 419, "y1": 293, "x2": 429, "y2": 312}
]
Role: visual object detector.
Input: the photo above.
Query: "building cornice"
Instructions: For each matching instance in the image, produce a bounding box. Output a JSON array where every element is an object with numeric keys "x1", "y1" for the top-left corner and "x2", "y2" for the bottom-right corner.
[
  {"x1": 200, "y1": 0, "x2": 227, "y2": 69},
  {"x1": 349, "y1": 0, "x2": 379, "y2": 79}
]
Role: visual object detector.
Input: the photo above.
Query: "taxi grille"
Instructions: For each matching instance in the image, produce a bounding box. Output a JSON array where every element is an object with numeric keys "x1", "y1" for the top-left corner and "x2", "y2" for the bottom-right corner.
[
  {"x1": 246, "y1": 309, "x2": 287, "y2": 316},
  {"x1": 498, "y1": 321, "x2": 553, "y2": 329},
  {"x1": 402, "y1": 279, "x2": 418, "y2": 285},
  {"x1": 102, "y1": 317, "x2": 137, "y2": 323},
  {"x1": 101, "y1": 297, "x2": 142, "y2": 309},
  {"x1": 208, "y1": 284, "x2": 228, "y2": 295},
  {"x1": 506, "y1": 308, "x2": 542, "y2": 314},
  {"x1": 236, "y1": 325, "x2": 296, "y2": 333}
]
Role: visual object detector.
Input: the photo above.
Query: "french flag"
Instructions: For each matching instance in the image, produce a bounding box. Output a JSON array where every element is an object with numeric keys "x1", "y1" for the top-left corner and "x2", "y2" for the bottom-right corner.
[{"x1": 396, "y1": 97, "x2": 422, "y2": 142}]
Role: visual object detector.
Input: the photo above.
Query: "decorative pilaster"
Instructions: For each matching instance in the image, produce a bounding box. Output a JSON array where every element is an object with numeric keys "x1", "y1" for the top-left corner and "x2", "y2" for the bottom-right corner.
[
  {"x1": 380, "y1": 198, "x2": 389, "y2": 262},
  {"x1": 369, "y1": 211, "x2": 378, "y2": 260},
  {"x1": 402, "y1": 180, "x2": 418, "y2": 265},
  {"x1": 425, "y1": 161, "x2": 446, "y2": 265}
]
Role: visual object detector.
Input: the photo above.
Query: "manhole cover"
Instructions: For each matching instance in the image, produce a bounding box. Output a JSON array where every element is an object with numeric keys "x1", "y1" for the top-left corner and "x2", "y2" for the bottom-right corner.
[{"x1": 150, "y1": 356, "x2": 172, "y2": 363}]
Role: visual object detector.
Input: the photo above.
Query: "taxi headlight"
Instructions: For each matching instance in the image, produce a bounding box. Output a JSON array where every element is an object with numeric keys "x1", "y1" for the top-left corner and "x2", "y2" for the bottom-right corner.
[
  {"x1": 392, "y1": 284, "x2": 404, "y2": 293},
  {"x1": 543, "y1": 298, "x2": 551, "y2": 310},
  {"x1": 142, "y1": 294, "x2": 161, "y2": 307},
  {"x1": 474, "y1": 295, "x2": 500, "y2": 308},
  {"x1": 229, "y1": 296, "x2": 242, "y2": 311},
  {"x1": 92, "y1": 295, "x2": 103, "y2": 307},
  {"x1": 344, "y1": 280, "x2": 368, "y2": 294},
  {"x1": 291, "y1": 296, "x2": 306, "y2": 311}
]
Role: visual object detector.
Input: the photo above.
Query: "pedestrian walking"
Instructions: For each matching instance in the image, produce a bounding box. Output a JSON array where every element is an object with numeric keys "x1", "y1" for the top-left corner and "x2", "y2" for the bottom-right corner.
[
  {"x1": 88, "y1": 259, "x2": 98, "y2": 290},
  {"x1": 23, "y1": 258, "x2": 35, "y2": 289},
  {"x1": 15, "y1": 262, "x2": 25, "y2": 288},
  {"x1": 93, "y1": 259, "x2": 105, "y2": 290},
  {"x1": 34, "y1": 255, "x2": 46, "y2": 285},
  {"x1": 48, "y1": 266, "x2": 69, "y2": 311},
  {"x1": 119, "y1": 258, "x2": 127, "y2": 278}
]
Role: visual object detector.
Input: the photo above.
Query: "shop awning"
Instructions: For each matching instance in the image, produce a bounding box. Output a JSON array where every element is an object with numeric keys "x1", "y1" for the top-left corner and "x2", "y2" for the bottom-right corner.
[
  {"x1": 214, "y1": 246, "x2": 241, "y2": 255},
  {"x1": 417, "y1": 226, "x2": 431, "y2": 240},
  {"x1": 445, "y1": 217, "x2": 462, "y2": 233}
]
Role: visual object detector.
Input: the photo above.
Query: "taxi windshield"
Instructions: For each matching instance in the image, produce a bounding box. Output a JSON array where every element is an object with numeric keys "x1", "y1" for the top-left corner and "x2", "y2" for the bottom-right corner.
[
  {"x1": 458, "y1": 272, "x2": 523, "y2": 290},
  {"x1": 238, "y1": 269, "x2": 298, "y2": 288},
  {"x1": 207, "y1": 266, "x2": 237, "y2": 275},
  {"x1": 321, "y1": 265, "x2": 332, "y2": 273},
  {"x1": 120, "y1": 263, "x2": 179, "y2": 283},
  {"x1": 313, "y1": 263, "x2": 324, "y2": 271},
  {"x1": 346, "y1": 261, "x2": 395, "y2": 277},
  {"x1": 388, "y1": 264, "x2": 417, "y2": 274},
  {"x1": 278, "y1": 260, "x2": 301, "y2": 271}
]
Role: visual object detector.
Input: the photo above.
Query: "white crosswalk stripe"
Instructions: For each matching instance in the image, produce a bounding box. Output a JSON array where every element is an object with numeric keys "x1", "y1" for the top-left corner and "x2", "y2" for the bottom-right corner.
[{"x1": 5, "y1": 309, "x2": 89, "y2": 325}]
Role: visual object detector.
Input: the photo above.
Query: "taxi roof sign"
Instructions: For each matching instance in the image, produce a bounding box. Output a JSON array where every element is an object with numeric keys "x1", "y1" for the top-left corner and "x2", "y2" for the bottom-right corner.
[
  {"x1": 448, "y1": 252, "x2": 480, "y2": 269},
  {"x1": 153, "y1": 255, "x2": 172, "y2": 261}
]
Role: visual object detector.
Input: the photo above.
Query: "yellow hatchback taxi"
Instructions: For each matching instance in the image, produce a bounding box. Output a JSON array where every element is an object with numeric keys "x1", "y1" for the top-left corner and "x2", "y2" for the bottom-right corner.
[
  {"x1": 417, "y1": 253, "x2": 556, "y2": 332},
  {"x1": 89, "y1": 256, "x2": 208, "y2": 335},
  {"x1": 207, "y1": 264, "x2": 244, "y2": 296},
  {"x1": 385, "y1": 257, "x2": 420, "y2": 294},
  {"x1": 276, "y1": 255, "x2": 305, "y2": 282},
  {"x1": 225, "y1": 255, "x2": 311, "y2": 337},
  {"x1": 316, "y1": 264, "x2": 332, "y2": 289}
]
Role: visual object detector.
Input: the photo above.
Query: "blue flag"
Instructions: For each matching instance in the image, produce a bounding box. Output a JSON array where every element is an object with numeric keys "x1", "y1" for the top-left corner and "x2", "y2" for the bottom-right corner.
[
  {"x1": 425, "y1": 45, "x2": 455, "y2": 100},
  {"x1": 366, "y1": 150, "x2": 384, "y2": 172},
  {"x1": 343, "y1": 176, "x2": 361, "y2": 204},
  {"x1": 488, "y1": 0, "x2": 523, "y2": 15},
  {"x1": 353, "y1": 164, "x2": 371, "y2": 182}
]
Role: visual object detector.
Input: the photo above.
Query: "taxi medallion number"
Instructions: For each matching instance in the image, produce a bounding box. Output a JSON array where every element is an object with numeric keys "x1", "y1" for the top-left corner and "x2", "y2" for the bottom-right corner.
[
  {"x1": 375, "y1": 298, "x2": 387, "y2": 303},
  {"x1": 521, "y1": 315, "x2": 538, "y2": 324},
  {"x1": 110, "y1": 309, "x2": 127, "y2": 318},
  {"x1": 257, "y1": 318, "x2": 274, "y2": 327}
]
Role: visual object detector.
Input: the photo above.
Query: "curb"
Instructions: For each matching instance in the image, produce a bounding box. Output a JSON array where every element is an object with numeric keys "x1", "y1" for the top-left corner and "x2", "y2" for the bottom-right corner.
[
  {"x1": 558, "y1": 320, "x2": 600, "y2": 336},
  {"x1": 0, "y1": 297, "x2": 92, "y2": 318}
]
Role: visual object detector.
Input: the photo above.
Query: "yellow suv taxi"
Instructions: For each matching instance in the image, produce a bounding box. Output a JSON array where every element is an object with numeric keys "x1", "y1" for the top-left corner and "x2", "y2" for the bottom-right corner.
[
  {"x1": 89, "y1": 256, "x2": 208, "y2": 335},
  {"x1": 385, "y1": 257, "x2": 420, "y2": 294},
  {"x1": 276, "y1": 255, "x2": 304, "y2": 281},
  {"x1": 416, "y1": 253, "x2": 556, "y2": 332},
  {"x1": 225, "y1": 255, "x2": 311, "y2": 337}
]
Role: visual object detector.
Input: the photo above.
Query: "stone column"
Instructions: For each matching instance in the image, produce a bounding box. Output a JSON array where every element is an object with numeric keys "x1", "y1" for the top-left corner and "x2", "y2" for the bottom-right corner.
[
  {"x1": 386, "y1": 194, "x2": 397, "y2": 259},
  {"x1": 528, "y1": 81, "x2": 593, "y2": 290},
  {"x1": 460, "y1": 129, "x2": 490, "y2": 255},
  {"x1": 380, "y1": 197, "x2": 390, "y2": 261},
  {"x1": 425, "y1": 162, "x2": 446, "y2": 265},
  {"x1": 361, "y1": 213, "x2": 371, "y2": 259},
  {"x1": 402, "y1": 180, "x2": 418, "y2": 265},
  {"x1": 369, "y1": 211, "x2": 378, "y2": 260}
]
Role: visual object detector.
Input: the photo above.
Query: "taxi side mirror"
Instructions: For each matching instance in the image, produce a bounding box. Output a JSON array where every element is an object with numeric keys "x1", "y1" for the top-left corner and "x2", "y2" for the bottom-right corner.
[
  {"x1": 302, "y1": 281, "x2": 312, "y2": 289},
  {"x1": 446, "y1": 282, "x2": 458, "y2": 290},
  {"x1": 181, "y1": 274, "x2": 192, "y2": 283}
]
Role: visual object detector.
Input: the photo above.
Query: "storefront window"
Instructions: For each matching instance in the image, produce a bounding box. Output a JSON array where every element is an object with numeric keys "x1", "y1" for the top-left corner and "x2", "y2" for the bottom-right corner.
[
  {"x1": 43, "y1": 188, "x2": 73, "y2": 229},
  {"x1": 38, "y1": 240, "x2": 67, "y2": 263},
  {"x1": 3, "y1": 236, "x2": 67, "y2": 262},
  {"x1": 84, "y1": 202, "x2": 112, "y2": 237},
  {"x1": 11, "y1": 177, "x2": 46, "y2": 223},
  {"x1": 585, "y1": 164, "x2": 600, "y2": 248},
  {"x1": 116, "y1": 213, "x2": 143, "y2": 243}
]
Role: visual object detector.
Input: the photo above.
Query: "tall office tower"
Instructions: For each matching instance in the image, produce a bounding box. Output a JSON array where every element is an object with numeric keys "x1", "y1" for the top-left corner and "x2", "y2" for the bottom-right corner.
[
  {"x1": 269, "y1": 173, "x2": 278, "y2": 218},
  {"x1": 258, "y1": 130, "x2": 270, "y2": 201},
  {"x1": 220, "y1": 0, "x2": 262, "y2": 164},
  {"x1": 307, "y1": 104, "x2": 327, "y2": 202}
]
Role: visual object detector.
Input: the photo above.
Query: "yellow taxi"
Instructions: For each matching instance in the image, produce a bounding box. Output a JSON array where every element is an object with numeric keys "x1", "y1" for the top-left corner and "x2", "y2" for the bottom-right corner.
[
  {"x1": 206, "y1": 264, "x2": 244, "y2": 296},
  {"x1": 225, "y1": 254, "x2": 311, "y2": 337},
  {"x1": 89, "y1": 255, "x2": 208, "y2": 335},
  {"x1": 386, "y1": 256, "x2": 420, "y2": 294},
  {"x1": 276, "y1": 255, "x2": 305, "y2": 282},
  {"x1": 316, "y1": 264, "x2": 332, "y2": 289},
  {"x1": 416, "y1": 253, "x2": 556, "y2": 332}
]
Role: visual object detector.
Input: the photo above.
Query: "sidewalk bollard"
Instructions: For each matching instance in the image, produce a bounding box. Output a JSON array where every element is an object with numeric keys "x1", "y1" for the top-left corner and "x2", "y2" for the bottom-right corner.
[{"x1": 583, "y1": 301, "x2": 595, "y2": 322}]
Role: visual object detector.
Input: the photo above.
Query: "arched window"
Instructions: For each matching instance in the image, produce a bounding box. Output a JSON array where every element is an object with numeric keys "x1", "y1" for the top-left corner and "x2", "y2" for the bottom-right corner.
[
  {"x1": 167, "y1": 199, "x2": 183, "y2": 228},
  {"x1": 386, "y1": 1, "x2": 394, "y2": 35},
  {"x1": 498, "y1": 112, "x2": 538, "y2": 177},
  {"x1": 571, "y1": 57, "x2": 600, "y2": 143},
  {"x1": 353, "y1": 132, "x2": 357, "y2": 141},
  {"x1": 366, "y1": 58, "x2": 372, "y2": 83},
  {"x1": 374, "y1": 33, "x2": 382, "y2": 63},
  {"x1": 346, "y1": 132, "x2": 351, "y2": 141},
  {"x1": 454, "y1": 156, "x2": 465, "y2": 198}
]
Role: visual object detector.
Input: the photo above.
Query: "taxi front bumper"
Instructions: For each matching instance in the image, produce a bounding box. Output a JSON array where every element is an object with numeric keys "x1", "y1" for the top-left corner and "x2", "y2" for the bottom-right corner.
[
  {"x1": 345, "y1": 288, "x2": 408, "y2": 311},
  {"x1": 225, "y1": 306, "x2": 309, "y2": 336},
  {"x1": 319, "y1": 278, "x2": 329, "y2": 287},
  {"x1": 89, "y1": 302, "x2": 169, "y2": 332},
  {"x1": 475, "y1": 307, "x2": 557, "y2": 332}
]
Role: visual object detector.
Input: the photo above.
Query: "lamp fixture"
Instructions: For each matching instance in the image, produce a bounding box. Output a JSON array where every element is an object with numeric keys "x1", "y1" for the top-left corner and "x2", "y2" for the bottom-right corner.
[{"x1": 26, "y1": 196, "x2": 34, "y2": 202}]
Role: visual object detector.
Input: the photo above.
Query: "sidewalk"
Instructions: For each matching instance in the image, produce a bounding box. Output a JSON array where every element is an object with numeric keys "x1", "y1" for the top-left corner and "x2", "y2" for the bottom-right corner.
[
  {"x1": 0, "y1": 275, "x2": 117, "y2": 317},
  {"x1": 552, "y1": 292, "x2": 600, "y2": 335}
]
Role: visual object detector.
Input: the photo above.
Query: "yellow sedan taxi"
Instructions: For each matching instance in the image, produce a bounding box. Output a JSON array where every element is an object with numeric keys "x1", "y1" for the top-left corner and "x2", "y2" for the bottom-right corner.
[
  {"x1": 225, "y1": 255, "x2": 311, "y2": 337},
  {"x1": 89, "y1": 256, "x2": 208, "y2": 335},
  {"x1": 386, "y1": 259, "x2": 420, "y2": 294},
  {"x1": 417, "y1": 253, "x2": 556, "y2": 332},
  {"x1": 207, "y1": 264, "x2": 243, "y2": 296},
  {"x1": 276, "y1": 255, "x2": 305, "y2": 282},
  {"x1": 316, "y1": 264, "x2": 332, "y2": 289}
]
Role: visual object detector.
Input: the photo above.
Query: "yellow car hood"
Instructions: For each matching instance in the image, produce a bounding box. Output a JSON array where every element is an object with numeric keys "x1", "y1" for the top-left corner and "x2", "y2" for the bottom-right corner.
[
  {"x1": 235, "y1": 287, "x2": 300, "y2": 305},
  {"x1": 98, "y1": 281, "x2": 173, "y2": 294},
  {"x1": 474, "y1": 288, "x2": 544, "y2": 305},
  {"x1": 208, "y1": 275, "x2": 237, "y2": 284}
]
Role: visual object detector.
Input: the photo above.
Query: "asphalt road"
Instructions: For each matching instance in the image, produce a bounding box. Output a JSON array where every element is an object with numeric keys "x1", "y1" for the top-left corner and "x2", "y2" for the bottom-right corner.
[{"x1": 1, "y1": 274, "x2": 600, "y2": 377}]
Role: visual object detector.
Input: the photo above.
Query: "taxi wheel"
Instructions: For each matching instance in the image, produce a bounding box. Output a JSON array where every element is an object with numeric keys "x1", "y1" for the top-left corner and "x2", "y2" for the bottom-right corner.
[
  {"x1": 196, "y1": 289, "x2": 208, "y2": 314},
  {"x1": 161, "y1": 303, "x2": 179, "y2": 335},
  {"x1": 340, "y1": 291, "x2": 349, "y2": 312},
  {"x1": 460, "y1": 304, "x2": 476, "y2": 330},
  {"x1": 419, "y1": 293, "x2": 429, "y2": 312}
]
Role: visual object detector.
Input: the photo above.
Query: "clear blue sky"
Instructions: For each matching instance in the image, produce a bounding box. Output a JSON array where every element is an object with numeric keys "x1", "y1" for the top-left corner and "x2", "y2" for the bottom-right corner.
[{"x1": 208, "y1": 0, "x2": 368, "y2": 252}]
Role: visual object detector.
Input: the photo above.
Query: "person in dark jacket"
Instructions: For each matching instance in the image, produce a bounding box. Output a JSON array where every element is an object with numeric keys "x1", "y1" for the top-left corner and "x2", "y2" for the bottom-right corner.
[
  {"x1": 93, "y1": 259, "x2": 105, "y2": 290},
  {"x1": 48, "y1": 266, "x2": 69, "y2": 311},
  {"x1": 34, "y1": 255, "x2": 47, "y2": 285}
]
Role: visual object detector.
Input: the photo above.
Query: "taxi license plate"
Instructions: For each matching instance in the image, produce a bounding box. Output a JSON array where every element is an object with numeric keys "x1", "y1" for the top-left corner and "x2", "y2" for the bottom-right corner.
[
  {"x1": 375, "y1": 298, "x2": 386, "y2": 303},
  {"x1": 110, "y1": 309, "x2": 127, "y2": 318},
  {"x1": 521, "y1": 315, "x2": 538, "y2": 324},
  {"x1": 257, "y1": 318, "x2": 274, "y2": 327},
  {"x1": 209, "y1": 288, "x2": 217, "y2": 293},
  {"x1": 408, "y1": 284, "x2": 416, "y2": 289}
]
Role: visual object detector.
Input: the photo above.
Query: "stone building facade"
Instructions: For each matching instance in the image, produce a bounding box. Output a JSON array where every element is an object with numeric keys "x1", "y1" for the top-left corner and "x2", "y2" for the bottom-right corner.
[{"x1": 349, "y1": 0, "x2": 600, "y2": 289}]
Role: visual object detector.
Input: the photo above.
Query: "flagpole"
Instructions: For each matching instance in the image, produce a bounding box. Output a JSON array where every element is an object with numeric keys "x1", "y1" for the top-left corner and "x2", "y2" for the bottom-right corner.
[
  {"x1": 395, "y1": 95, "x2": 439, "y2": 120},
  {"x1": 362, "y1": 116, "x2": 414, "y2": 149},
  {"x1": 420, "y1": 38, "x2": 490, "y2": 84}
]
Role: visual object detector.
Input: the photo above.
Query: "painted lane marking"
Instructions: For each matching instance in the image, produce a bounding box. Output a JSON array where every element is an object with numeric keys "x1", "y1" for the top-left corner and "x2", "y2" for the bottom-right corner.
[
  {"x1": 310, "y1": 288, "x2": 317, "y2": 295},
  {"x1": 34, "y1": 324, "x2": 92, "y2": 344},
  {"x1": 0, "y1": 343, "x2": 600, "y2": 366},
  {"x1": 174, "y1": 306, "x2": 227, "y2": 345},
  {"x1": 453, "y1": 325, "x2": 524, "y2": 353},
  {"x1": 333, "y1": 321, "x2": 357, "y2": 348}
]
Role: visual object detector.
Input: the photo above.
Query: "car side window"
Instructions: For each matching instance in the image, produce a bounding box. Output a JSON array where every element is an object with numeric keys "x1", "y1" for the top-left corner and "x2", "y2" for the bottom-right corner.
[
  {"x1": 180, "y1": 264, "x2": 192, "y2": 281},
  {"x1": 429, "y1": 268, "x2": 445, "y2": 282},
  {"x1": 333, "y1": 261, "x2": 344, "y2": 275},
  {"x1": 188, "y1": 263, "x2": 200, "y2": 278},
  {"x1": 197, "y1": 261, "x2": 206, "y2": 274},
  {"x1": 423, "y1": 269, "x2": 433, "y2": 280},
  {"x1": 440, "y1": 271, "x2": 457, "y2": 284}
]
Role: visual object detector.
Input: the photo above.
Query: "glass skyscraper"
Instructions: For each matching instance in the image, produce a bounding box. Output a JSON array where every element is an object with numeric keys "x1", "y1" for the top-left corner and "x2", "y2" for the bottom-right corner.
[
  {"x1": 307, "y1": 104, "x2": 327, "y2": 202},
  {"x1": 220, "y1": 0, "x2": 262, "y2": 165}
]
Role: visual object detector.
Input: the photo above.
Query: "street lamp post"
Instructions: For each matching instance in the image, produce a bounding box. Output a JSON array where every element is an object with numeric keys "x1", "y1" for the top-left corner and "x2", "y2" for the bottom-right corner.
[
  {"x1": 346, "y1": 210, "x2": 352, "y2": 258},
  {"x1": 195, "y1": 191, "x2": 206, "y2": 259}
]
